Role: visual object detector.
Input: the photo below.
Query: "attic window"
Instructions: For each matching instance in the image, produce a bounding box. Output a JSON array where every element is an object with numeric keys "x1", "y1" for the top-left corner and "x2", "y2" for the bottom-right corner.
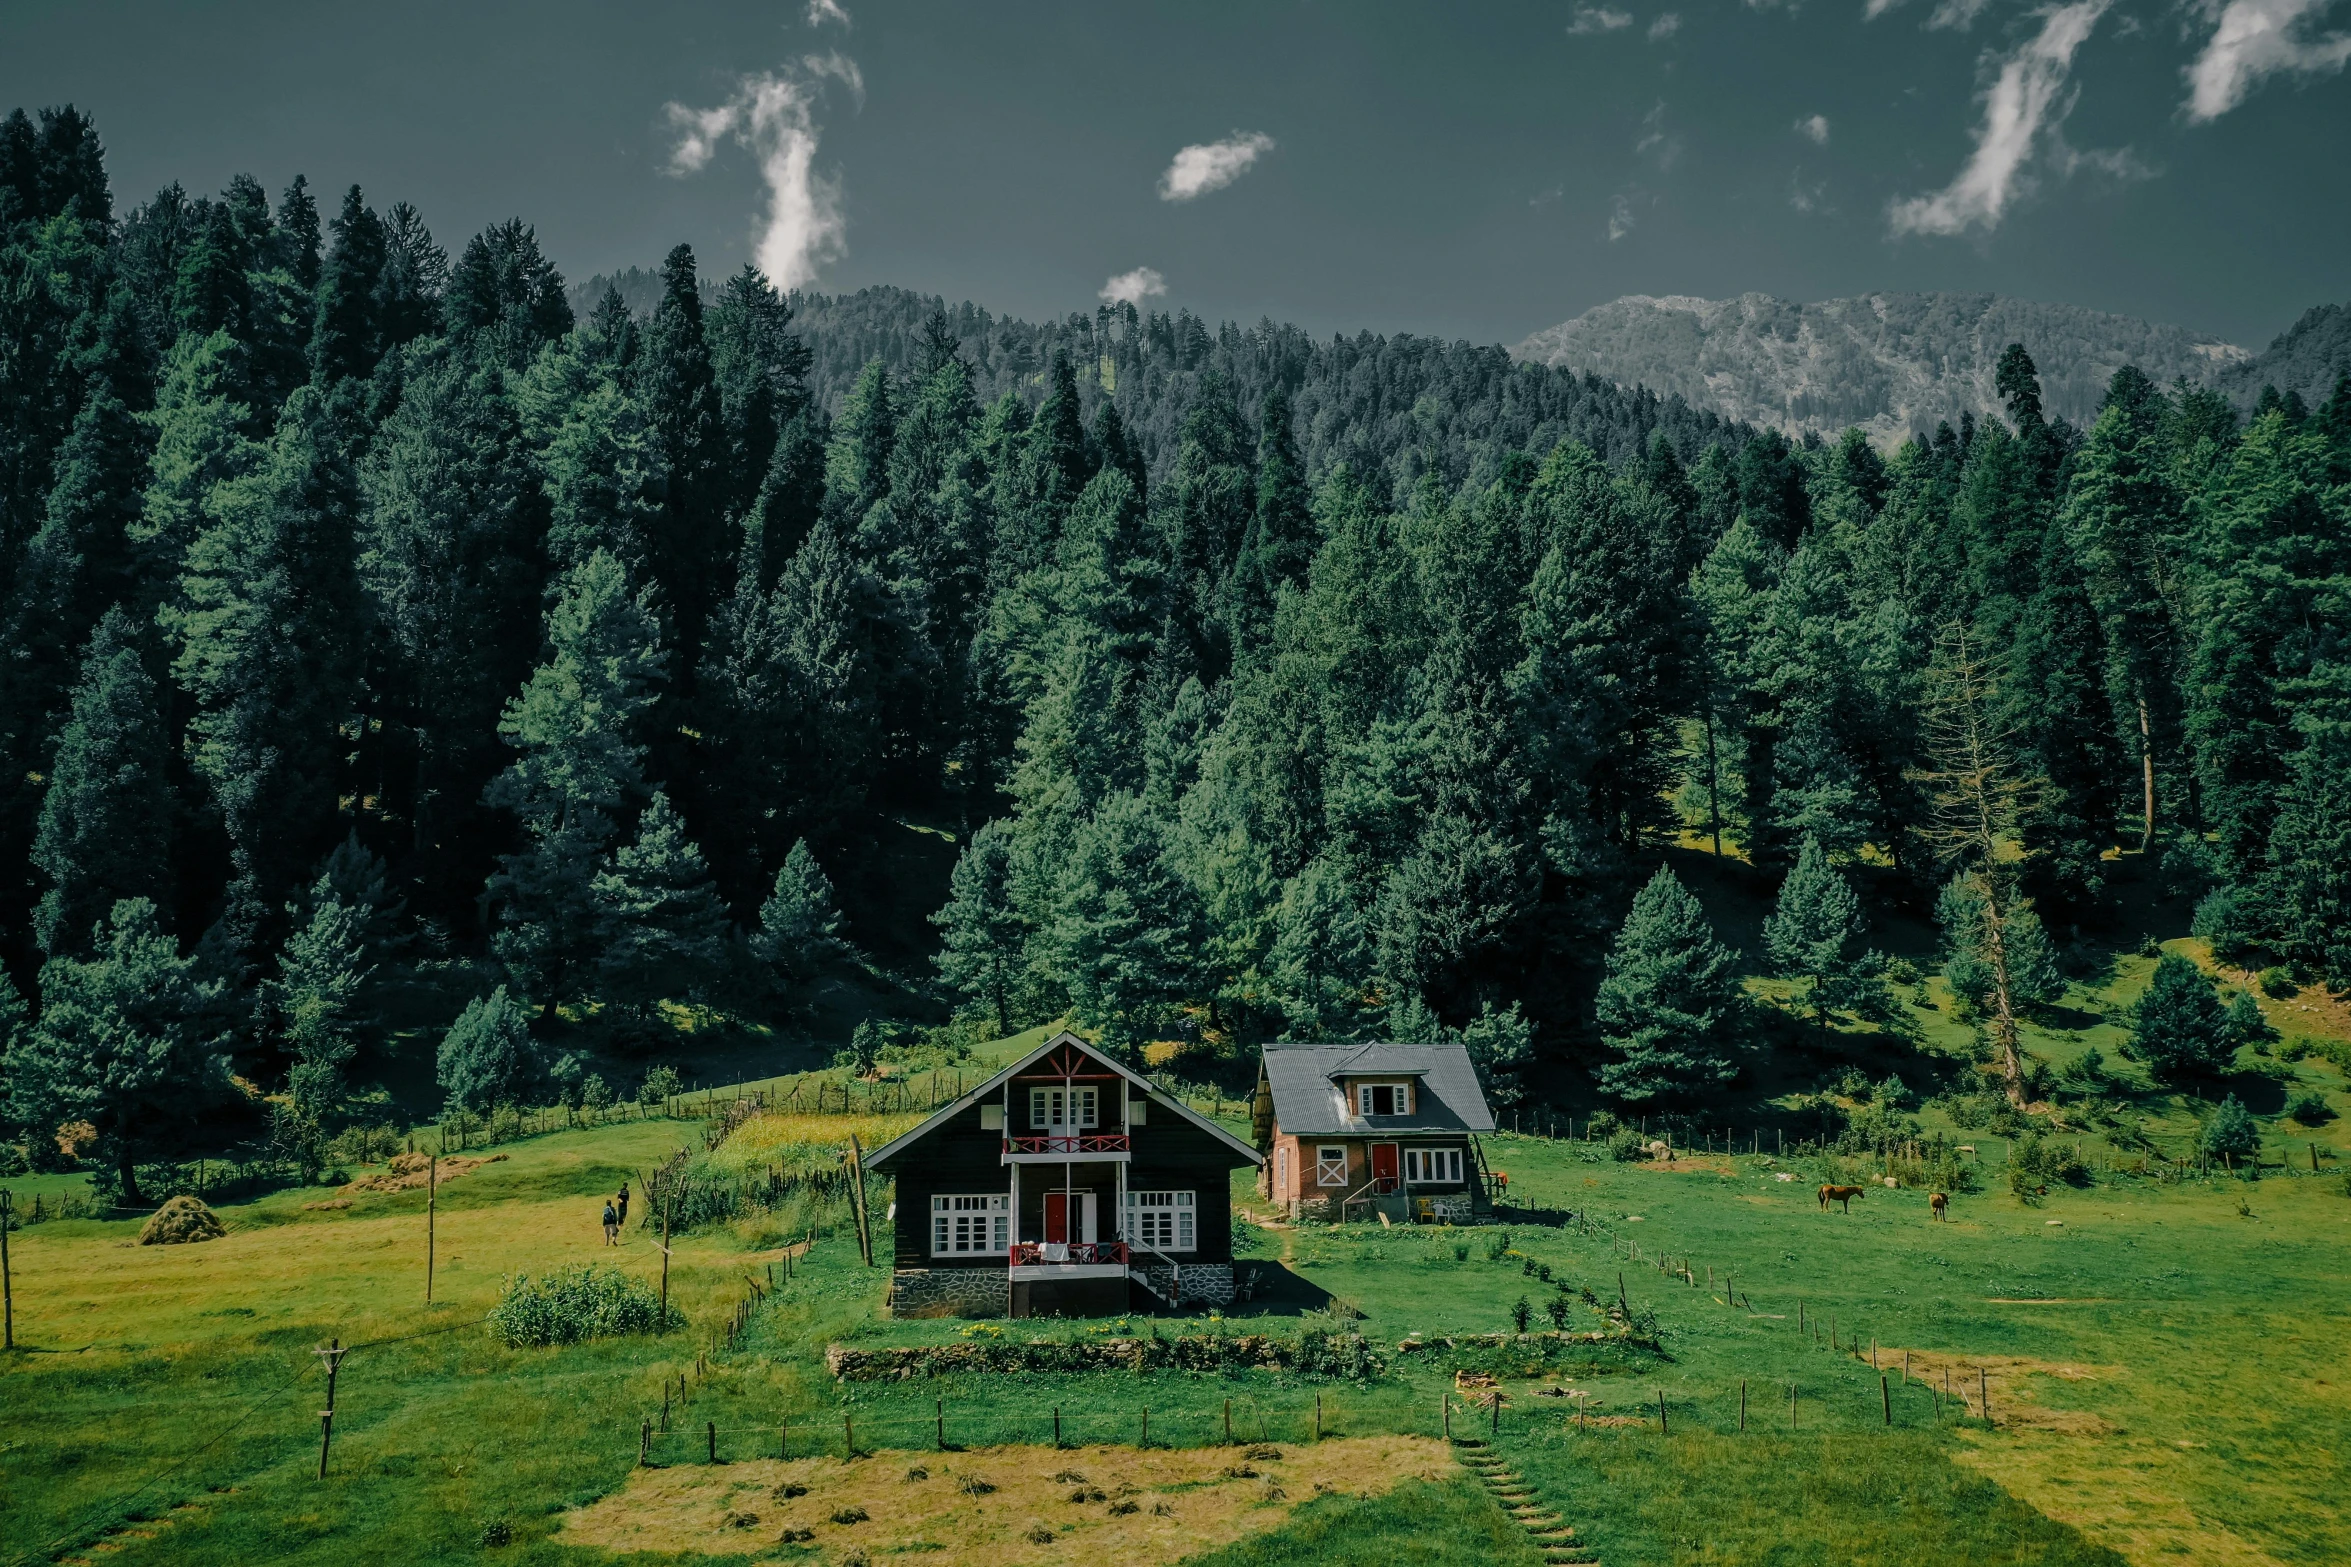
[{"x1": 1356, "y1": 1083, "x2": 1403, "y2": 1117}]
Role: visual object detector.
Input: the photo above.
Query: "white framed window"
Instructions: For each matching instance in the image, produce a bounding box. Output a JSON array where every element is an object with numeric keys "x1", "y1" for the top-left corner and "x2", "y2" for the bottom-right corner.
[
  {"x1": 930, "y1": 1193, "x2": 1010, "y2": 1256},
  {"x1": 1126, "y1": 1190, "x2": 1195, "y2": 1252},
  {"x1": 1316, "y1": 1145, "x2": 1348, "y2": 1186},
  {"x1": 1355, "y1": 1082, "x2": 1405, "y2": 1116},
  {"x1": 1404, "y1": 1147, "x2": 1463, "y2": 1185},
  {"x1": 1029, "y1": 1086, "x2": 1099, "y2": 1130}
]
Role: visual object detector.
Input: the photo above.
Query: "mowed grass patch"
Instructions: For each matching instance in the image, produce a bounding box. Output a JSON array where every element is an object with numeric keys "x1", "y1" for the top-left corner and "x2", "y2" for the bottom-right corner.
[
  {"x1": 563, "y1": 1436, "x2": 1478, "y2": 1564},
  {"x1": 1520, "y1": 1427, "x2": 2130, "y2": 1567}
]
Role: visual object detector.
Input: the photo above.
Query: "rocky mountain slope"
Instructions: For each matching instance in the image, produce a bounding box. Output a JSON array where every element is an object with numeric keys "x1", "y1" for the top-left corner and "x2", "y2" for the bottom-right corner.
[{"x1": 1512, "y1": 292, "x2": 2254, "y2": 441}]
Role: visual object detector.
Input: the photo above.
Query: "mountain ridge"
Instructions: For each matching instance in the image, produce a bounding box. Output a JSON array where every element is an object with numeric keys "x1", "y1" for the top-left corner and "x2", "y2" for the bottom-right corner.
[{"x1": 1511, "y1": 290, "x2": 2268, "y2": 442}]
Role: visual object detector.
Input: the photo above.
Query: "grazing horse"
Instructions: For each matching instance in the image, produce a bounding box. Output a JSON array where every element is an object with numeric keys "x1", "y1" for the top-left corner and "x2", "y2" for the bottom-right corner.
[
  {"x1": 1818, "y1": 1184, "x2": 1865, "y2": 1213},
  {"x1": 1929, "y1": 1191, "x2": 1949, "y2": 1222}
]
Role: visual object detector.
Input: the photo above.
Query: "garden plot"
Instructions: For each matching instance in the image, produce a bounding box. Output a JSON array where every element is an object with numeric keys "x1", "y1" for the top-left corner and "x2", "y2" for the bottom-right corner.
[{"x1": 560, "y1": 1435, "x2": 1455, "y2": 1563}]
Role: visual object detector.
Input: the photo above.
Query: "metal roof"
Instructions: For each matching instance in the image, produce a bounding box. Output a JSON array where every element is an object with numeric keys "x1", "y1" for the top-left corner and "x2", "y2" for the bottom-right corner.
[
  {"x1": 863, "y1": 1029, "x2": 1264, "y2": 1169},
  {"x1": 1259, "y1": 1040, "x2": 1498, "y2": 1138}
]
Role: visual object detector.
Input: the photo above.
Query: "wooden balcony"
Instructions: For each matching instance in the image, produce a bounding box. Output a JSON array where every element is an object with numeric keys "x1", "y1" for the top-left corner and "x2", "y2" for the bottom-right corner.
[
  {"x1": 1001, "y1": 1133, "x2": 1131, "y2": 1162},
  {"x1": 1009, "y1": 1241, "x2": 1130, "y2": 1267}
]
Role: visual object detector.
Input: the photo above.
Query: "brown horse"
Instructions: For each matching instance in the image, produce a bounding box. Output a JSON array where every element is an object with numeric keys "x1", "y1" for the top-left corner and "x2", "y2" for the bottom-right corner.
[
  {"x1": 1818, "y1": 1184, "x2": 1865, "y2": 1213},
  {"x1": 1929, "y1": 1191, "x2": 1949, "y2": 1222}
]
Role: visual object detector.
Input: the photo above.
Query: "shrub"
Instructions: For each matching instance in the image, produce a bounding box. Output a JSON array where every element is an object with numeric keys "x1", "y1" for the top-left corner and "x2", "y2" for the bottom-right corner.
[
  {"x1": 638, "y1": 1065, "x2": 683, "y2": 1105},
  {"x1": 2009, "y1": 1132, "x2": 2089, "y2": 1190},
  {"x1": 2283, "y1": 1091, "x2": 2335, "y2": 1125},
  {"x1": 1511, "y1": 1296, "x2": 1533, "y2": 1333},
  {"x1": 2192, "y1": 886, "x2": 2259, "y2": 965},
  {"x1": 2133, "y1": 954, "x2": 2234, "y2": 1085},
  {"x1": 2200, "y1": 1096, "x2": 2261, "y2": 1162},
  {"x1": 2277, "y1": 1037, "x2": 2310, "y2": 1063},
  {"x1": 488, "y1": 1263, "x2": 674, "y2": 1347},
  {"x1": 436, "y1": 987, "x2": 541, "y2": 1114},
  {"x1": 2258, "y1": 967, "x2": 2298, "y2": 999},
  {"x1": 1607, "y1": 1128, "x2": 1648, "y2": 1162},
  {"x1": 1544, "y1": 1294, "x2": 1571, "y2": 1329},
  {"x1": 1584, "y1": 1109, "x2": 1622, "y2": 1139},
  {"x1": 1485, "y1": 1230, "x2": 1514, "y2": 1261},
  {"x1": 2224, "y1": 993, "x2": 2279, "y2": 1056},
  {"x1": 580, "y1": 1073, "x2": 612, "y2": 1112}
]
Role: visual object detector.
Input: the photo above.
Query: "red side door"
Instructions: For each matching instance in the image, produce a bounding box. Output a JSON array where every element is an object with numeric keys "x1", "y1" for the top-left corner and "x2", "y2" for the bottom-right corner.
[
  {"x1": 1370, "y1": 1142, "x2": 1400, "y2": 1194},
  {"x1": 1043, "y1": 1192, "x2": 1068, "y2": 1243}
]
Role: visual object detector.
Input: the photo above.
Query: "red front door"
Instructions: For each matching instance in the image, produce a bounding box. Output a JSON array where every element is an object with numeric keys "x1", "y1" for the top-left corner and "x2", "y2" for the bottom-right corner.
[
  {"x1": 1370, "y1": 1143, "x2": 1400, "y2": 1194},
  {"x1": 1043, "y1": 1192, "x2": 1068, "y2": 1243}
]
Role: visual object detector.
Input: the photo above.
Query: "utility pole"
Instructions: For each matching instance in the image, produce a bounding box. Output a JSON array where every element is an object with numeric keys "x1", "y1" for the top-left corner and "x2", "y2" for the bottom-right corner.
[
  {"x1": 1, "y1": 1188, "x2": 14, "y2": 1350},
  {"x1": 315, "y1": 1339, "x2": 350, "y2": 1478},
  {"x1": 425, "y1": 1155, "x2": 438, "y2": 1303},
  {"x1": 660, "y1": 1190, "x2": 674, "y2": 1322}
]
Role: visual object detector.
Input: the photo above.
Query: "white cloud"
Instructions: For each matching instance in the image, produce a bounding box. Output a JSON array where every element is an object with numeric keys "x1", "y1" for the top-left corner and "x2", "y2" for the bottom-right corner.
[
  {"x1": 1796, "y1": 113, "x2": 1831, "y2": 143},
  {"x1": 663, "y1": 54, "x2": 863, "y2": 290},
  {"x1": 2183, "y1": 0, "x2": 2351, "y2": 121},
  {"x1": 1569, "y1": 6, "x2": 1635, "y2": 31},
  {"x1": 1635, "y1": 101, "x2": 1682, "y2": 169},
  {"x1": 1099, "y1": 267, "x2": 1167, "y2": 305},
  {"x1": 1789, "y1": 170, "x2": 1831, "y2": 212},
  {"x1": 1928, "y1": 0, "x2": 1996, "y2": 28},
  {"x1": 1608, "y1": 194, "x2": 1638, "y2": 240},
  {"x1": 1157, "y1": 132, "x2": 1276, "y2": 201},
  {"x1": 805, "y1": 0, "x2": 850, "y2": 26},
  {"x1": 1888, "y1": 0, "x2": 2109, "y2": 237},
  {"x1": 1864, "y1": 0, "x2": 1906, "y2": 19},
  {"x1": 1649, "y1": 11, "x2": 1684, "y2": 36}
]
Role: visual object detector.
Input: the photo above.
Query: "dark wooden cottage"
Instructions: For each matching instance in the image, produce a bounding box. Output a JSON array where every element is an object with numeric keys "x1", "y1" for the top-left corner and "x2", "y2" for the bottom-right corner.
[{"x1": 866, "y1": 1030, "x2": 1264, "y2": 1318}]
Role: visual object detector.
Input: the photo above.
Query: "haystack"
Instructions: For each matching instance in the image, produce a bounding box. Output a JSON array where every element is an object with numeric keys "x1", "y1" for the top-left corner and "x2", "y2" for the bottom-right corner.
[{"x1": 138, "y1": 1194, "x2": 226, "y2": 1245}]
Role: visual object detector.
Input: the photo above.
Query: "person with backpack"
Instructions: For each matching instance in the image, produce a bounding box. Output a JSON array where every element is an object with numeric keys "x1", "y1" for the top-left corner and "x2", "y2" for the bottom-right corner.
[{"x1": 601, "y1": 1199, "x2": 619, "y2": 1246}]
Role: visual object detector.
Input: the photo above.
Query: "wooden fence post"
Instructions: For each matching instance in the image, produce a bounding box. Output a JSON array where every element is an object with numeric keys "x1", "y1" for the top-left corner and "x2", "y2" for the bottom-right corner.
[
  {"x1": 1656, "y1": 1389, "x2": 1667, "y2": 1436},
  {"x1": 640, "y1": 1421, "x2": 651, "y2": 1465},
  {"x1": 708, "y1": 1421, "x2": 717, "y2": 1463},
  {"x1": 1881, "y1": 1375, "x2": 1892, "y2": 1426},
  {"x1": 1980, "y1": 1367, "x2": 1990, "y2": 1423},
  {"x1": 1739, "y1": 1379, "x2": 1746, "y2": 1431},
  {"x1": 1141, "y1": 1407, "x2": 1149, "y2": 1447}
]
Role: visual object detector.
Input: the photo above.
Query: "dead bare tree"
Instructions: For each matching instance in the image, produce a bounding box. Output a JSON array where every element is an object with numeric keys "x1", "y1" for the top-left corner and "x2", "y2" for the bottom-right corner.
[{"x1": 1911, "y1": 621, "x2": 2043, "y2": 1107}]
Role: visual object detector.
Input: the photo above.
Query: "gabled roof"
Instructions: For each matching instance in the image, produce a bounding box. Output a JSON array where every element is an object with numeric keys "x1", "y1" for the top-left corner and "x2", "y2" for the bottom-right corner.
[
  {"x1": 1259, "y1": 1040, "x2": 1497, "y2": 1139},
  {"x1": 864, "y1": 1029, "x2": 1264, "y2": 1169}
]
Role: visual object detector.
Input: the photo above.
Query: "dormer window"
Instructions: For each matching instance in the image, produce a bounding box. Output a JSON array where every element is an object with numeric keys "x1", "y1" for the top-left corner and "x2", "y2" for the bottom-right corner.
[{"x1": 1356, "y1": 1082, "x2": 1405, "y2": 1117}]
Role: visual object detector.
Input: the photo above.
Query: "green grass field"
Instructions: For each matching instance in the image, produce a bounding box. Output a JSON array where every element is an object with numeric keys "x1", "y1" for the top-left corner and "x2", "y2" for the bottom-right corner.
[{"x1": 3, "y1": 924, "x2": 2347, "y2": 1566}]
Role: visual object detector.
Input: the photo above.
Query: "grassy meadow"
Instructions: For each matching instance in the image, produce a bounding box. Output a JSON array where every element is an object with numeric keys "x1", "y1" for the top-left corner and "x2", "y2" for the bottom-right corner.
[{"x1": 2, "y1": 906, "x2": 2348, "y2": 1566}]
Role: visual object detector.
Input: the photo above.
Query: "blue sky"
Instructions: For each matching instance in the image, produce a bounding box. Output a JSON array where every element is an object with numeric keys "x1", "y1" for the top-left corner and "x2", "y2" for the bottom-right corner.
[{"x1": 5, "y1": 0, "x2": 2346, "y2": 344}]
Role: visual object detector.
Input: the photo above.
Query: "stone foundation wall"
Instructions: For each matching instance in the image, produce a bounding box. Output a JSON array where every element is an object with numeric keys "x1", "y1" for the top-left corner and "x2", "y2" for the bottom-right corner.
[
  {"x1": 1133, "y1": 1261, "x2": 1234, "y2": 1307},
  {"x1": 888, "y1": 1267, "x2": 1009, "y2": 1319}
]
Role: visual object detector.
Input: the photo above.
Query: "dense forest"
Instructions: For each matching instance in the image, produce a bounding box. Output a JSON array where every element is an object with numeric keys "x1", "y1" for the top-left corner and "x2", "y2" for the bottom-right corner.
[{"x1": 2, "y1": 106, "x2": 2347, "y2": 1196}]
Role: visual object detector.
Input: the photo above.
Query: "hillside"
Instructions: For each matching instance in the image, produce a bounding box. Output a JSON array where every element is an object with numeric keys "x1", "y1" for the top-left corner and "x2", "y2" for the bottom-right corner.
[{"x1": 1512, "y1": 292, "x2": 2252, "y2": 442}]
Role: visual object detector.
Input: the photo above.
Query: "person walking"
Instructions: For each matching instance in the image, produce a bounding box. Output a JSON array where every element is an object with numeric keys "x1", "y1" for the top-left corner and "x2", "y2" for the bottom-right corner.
[
  {"x1": 601, "y1": 1200, "x2": 619, "y2": 1246},
  {"x1": 616, "y1": 1181, "x2": 630, "y2": 1229}
]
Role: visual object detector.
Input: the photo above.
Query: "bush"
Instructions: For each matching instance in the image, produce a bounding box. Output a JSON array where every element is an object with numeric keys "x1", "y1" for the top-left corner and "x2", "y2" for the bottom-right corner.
[
  {"x1": 2199, "y1": 1095, "x2": 2261, "y2": 1163},
  {"x1": 1584, "y1": 1109, "x2": 1622, "y2": 1139},
  {"x1": 2277, "y1": 1037, "x2": 2310, "y2": 1063},
  {"x1": 1607, "y1": 1128, "x2": 1648, "y2": 1162},
  {"x1": 2283, "y1": 1090, "x2": 2335, "y2": 1125},
  {"x1": 2258, "y1": 967, "x2": 2298, "y2": 999},
  {"x1": 436, "y1": 987, "x2": 542, "y2": 1114},
  {"x1": 2008, "y1": 1132, "x2": 2089, "y2": 1192},
  {"x1": 1510, "y1": 1296, "x2": 1533, "y2": 1333},
  {"x1": 638, "y1": 1065, "x2": 682, "y2": 1106},
  {"x1": 2192, "y1": 886, "x2": 2259, "y2": 965},
  {"x1": 2133, "y1": 954, "x2": 2235, "y2": 1085},
  {"x1": 488, "y1": 1263, "x2": 675, "y2": 1347}
]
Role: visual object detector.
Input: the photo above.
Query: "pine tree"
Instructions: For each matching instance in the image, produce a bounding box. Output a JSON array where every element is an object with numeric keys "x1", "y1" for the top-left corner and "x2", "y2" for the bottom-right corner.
[
  {"x1": 1050, "y1": 792, "x2": 1205, "y2": 1058},
  {"x1": 441, "y1": 220, "x2": 571, "y2": 351},
  {"x1": 1762, "y1": 835, "x2": 1866, "y2": 1019},
  {"x1": 436, "y1": 985, "x2": 541, "y2": 1113},
  {"x1": 594, "y1": 791, "x2": 733, "y2": 1012},
  {"x1": 377, "y1": 202, "x2": 448, "y2": 350},
  {"x1": 1223, "y1": 383, "x2": 1313, "y2": 659},
  {"x1": 32, "y1": 611, "x2": 174, "y2": 957},
  {"x1": 484, "y1": 550, "x2": 666, "y2": 1005},
  {"x1": 164, "y1": 386, "x2": 369, "y2": 937},
  {"x1": 359, "y1": 354, "x2": 548, "y2": 914},
  {"x1": 273, "y1": 175, "x2": 322, "y2": 293},
  {"x1": 1461, "y1": 1001, "x2": 1533, "y2": 1109},
  {"x1": 826, "y1": 358, "x2": 897, "y2": 524},
  {"x1": 2131, "y1": 953, "x2": 2233, "y2": 1085},
  {"x1": 1264, "y1": 856, "x2": 1374, "y2": 1039},
  {"x1": 2223, "y1": 990, "x2": 2278, "y2": 1056},
  {"x1": 1594, "y1": 865, "x2": 1744, "y2": 1105},
  {"x1": 755, "y1": 836, "x2": 849, "y2": 989},
  {"x1": 309, "y1": 185, "x2": 386, "y2": 385},
  {"x1": 263, "y1": 890, "x2": 373, "y2": 1117},
  {"x1": 540, "y1": 376, "x2": 665, "y2": 575},
  {"x1": 931, "y1": 819, "x2": 1024, "y2": 1035},
  {"x1": 5, "y1": 898, "x2": 230, "y2": 1203},
  {"x1": 639, "y1": 244, "x2": 729, "y2": 670}
]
